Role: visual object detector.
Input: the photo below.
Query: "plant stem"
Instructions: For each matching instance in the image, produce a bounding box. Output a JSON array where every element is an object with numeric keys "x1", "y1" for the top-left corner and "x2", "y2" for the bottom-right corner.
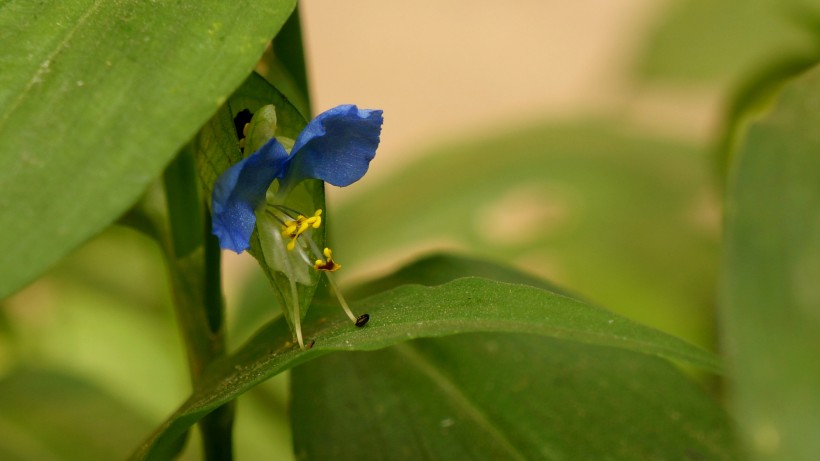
[{"x1": 163, "y1": 146, "x2": 234, "y2": 460}]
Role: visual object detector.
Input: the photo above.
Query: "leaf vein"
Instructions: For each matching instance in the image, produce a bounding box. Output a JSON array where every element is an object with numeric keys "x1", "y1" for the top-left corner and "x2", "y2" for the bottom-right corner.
[
  {"x1": 0, "y1": 0, "x2": 106, "y2": 130},
  {"x1": 395, "y1": 343, "x2": 532, "y2": 461}
]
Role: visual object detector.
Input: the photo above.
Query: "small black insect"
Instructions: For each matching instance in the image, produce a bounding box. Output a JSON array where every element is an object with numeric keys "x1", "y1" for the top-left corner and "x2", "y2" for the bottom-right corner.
[{"x1": 355, "y1": 314, "x2": 370, "y2": 327}]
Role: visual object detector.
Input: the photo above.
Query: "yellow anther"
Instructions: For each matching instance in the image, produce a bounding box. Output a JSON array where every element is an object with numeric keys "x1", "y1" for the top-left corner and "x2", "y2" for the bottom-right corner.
[
  {"x1": 314, "y1": 247, "x2": 341, "y2": 272},
  {"x1": 309, "y1": 209, "x2": 322, "y2": 229},
  {"x1": 281, "y1": 209, "x2": 324, "y2": 251},
  {"x1": 297, "y1": 219, "x2": 310, "y2": 235}
]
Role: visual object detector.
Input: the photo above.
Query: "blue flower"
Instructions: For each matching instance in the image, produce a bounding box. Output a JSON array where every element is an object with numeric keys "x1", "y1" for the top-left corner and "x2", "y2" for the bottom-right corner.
[{"x1": 211, "y1": 104, "x2": 383, "y2": 253}]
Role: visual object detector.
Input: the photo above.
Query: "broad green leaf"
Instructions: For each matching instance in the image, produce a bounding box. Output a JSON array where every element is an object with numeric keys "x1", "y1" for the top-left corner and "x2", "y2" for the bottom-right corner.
[
  {"x1": 637, "y1": 0, "x2": 817, "y2": 85},
  {"x1": 721, "y1": 64, "x2": 820, "y2": 460},
  {"x1": 335, "y1": 121, "x2": 719, "y2": 348},
  {"x1": 133, "y1": 258, "x2": 719, "y2": 460},
  {"x1": 0, "y1": 0, "x2": 296, "y2": 299},
  {"x1": 292, "y1": 334, "x2": 739, "y2": 460},
  {"x1": 296, "y1": 255, "x2": 735, "y2": 459},
  {"x1": 0, "y1": 368, "x2": 155, "y2": 461}
]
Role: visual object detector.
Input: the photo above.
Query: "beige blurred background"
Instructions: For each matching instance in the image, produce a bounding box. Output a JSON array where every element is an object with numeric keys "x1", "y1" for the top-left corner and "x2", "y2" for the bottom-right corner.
[
  {"x1": 226, "y1": 0, "x2": 720, "y2": 287},
  {"x1": 300, "y1": 0, "x2": 714, "y2": 192}
]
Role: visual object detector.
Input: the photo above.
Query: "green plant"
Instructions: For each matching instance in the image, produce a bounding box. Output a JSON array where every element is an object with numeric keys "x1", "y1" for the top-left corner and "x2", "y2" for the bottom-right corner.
[{"x1": 1, "y1": 2, "x2": 818, "y2": 460}]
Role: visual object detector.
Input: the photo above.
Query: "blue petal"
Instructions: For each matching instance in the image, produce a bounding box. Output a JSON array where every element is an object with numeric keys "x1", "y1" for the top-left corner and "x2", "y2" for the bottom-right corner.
[
  {"x1": 287, "y1": 104, "x2": 383, "y2": 187},
  {"x1": 211, "y1": 137, "x2": 290, "y2": 252}
]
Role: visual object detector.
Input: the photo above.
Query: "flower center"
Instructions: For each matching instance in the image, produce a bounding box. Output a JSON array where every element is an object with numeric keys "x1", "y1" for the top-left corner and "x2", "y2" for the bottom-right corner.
[{"x1": 265, "y1": 205, "x2": 369, "y2": 350}]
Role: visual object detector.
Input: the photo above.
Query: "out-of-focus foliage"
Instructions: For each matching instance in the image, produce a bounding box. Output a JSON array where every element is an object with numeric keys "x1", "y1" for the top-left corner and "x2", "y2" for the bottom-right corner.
[
  {"x1": 722, "y1": 65, "x2": 820, "y2": 461},
  {"x1": 639, "y1": 0, "x2": 819, "y2": 86},
  {"x1": 0, "y1": 369, "x2": 153, "y2": 461}
]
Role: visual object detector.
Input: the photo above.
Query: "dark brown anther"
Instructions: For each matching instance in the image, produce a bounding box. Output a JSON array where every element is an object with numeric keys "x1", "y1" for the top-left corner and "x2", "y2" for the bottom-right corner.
[
  {"x1": 355, "y1": 314, "x2": 370, "y2": 327},
  {"x1": 306, "y1": 339, "x2": 315, "y2": 349}
]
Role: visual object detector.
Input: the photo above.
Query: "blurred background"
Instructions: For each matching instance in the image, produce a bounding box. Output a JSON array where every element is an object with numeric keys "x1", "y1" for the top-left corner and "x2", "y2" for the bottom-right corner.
[
  {"x1": 2, "y1": 1, "x2": 816, "y2": 459},
  {"x1": 293, "y1": 0, "x2": 727, "y2": 339}
]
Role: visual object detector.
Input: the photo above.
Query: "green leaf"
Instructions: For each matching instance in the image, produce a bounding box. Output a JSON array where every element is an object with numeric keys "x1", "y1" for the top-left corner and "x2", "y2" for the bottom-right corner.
[
  {"x1": 292, "y1": 334, "x2": 739, "y2": 460},
  {"x1": 0, "y1": 0, "x2": 296, "y2": 299},
  {"x1": 637, "y1": 0, "x2": 817, "y2": 85},
  {"x1": 133, "y1": 257, "x2": 719, "y2": 460},
  {"x1": 721, "y1": 64, "x2": 820, "y2": 460},
  {"x1": 346, "y1": 253, "x2": 568, "y2": 300},
  {"x1": 264, "y1": 6, "x2": 312, "y2": 117},
  {"x1": 0, "y1": 368, "x2": 155, "y2": 461},
  {"x1": 714, "y1": 54, "x2": 819, "y2": 184}
]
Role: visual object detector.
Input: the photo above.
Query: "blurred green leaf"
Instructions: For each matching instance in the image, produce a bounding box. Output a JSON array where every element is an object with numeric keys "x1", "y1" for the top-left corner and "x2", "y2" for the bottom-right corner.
[
  {"x1": 0, "y1": 368, "x2": 154, "y2": 461},
  {"x1": 714, "y1": 54, "x2": 819, "y2": 184},
  {"x1": 346, "y1": 252, "x2": 568, "y2": 300},
  {"x1": 4, "y1": 226, "x2": 191, "y2": 421},
  {"x1": 638, "y1": 0, "x2": 818, "y2": 85},
  {"x1": 336, "y1": 121, "x2": 719, "y2": 347},
  {"x1": 133, "y1": 256, "x2": 719, "y2": 460},
  {"x1": 233, "y1": 376, "x2": 294, "y2": 461},
  {"x1": 263, "y1": 6, "x2": 312, "y2": 117},
  {"x1": 721, "y1": 64, "x2": 820, "y2": 460},
  {"x1": 292, "y1": 334, "x2": 739, "y2": 461},
  {"x1": 0, "y1": 0, "x2": 296, "y2": 299},
  {"x1": 2, "y1": 225, "x2": 236, "y2": 458}
]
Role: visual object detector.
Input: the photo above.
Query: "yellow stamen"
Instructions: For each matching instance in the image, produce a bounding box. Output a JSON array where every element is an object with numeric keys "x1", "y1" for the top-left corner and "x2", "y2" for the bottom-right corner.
[{"x1": 281, "y1": 209, "x2": 323, "y2": 251}]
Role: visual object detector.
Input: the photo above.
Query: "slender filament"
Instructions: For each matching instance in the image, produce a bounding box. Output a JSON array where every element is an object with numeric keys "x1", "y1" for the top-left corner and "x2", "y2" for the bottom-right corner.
[{"x1": 271, "y1": 229, "x2": 305, "y2": 349}]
